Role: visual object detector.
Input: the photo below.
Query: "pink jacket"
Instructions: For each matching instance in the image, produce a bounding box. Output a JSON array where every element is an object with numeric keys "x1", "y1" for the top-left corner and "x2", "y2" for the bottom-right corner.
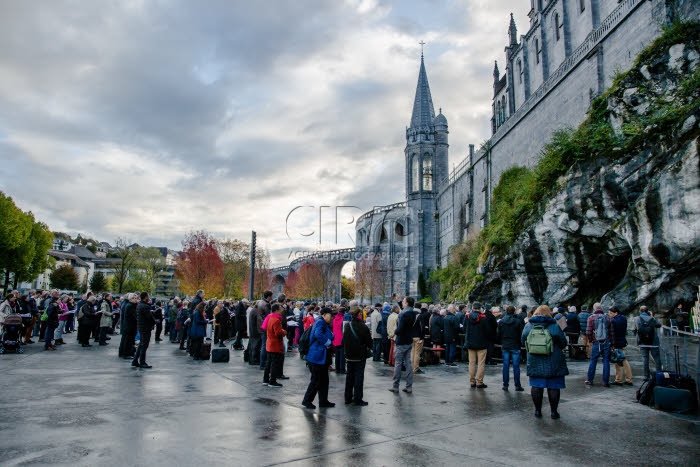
[{"x1": 332, "y1": 313, "x2": 344, "y2": 347}]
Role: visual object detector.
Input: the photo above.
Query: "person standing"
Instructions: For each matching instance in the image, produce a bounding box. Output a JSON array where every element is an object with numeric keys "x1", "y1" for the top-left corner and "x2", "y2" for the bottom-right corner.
[
  {"x1": 499, "y1": 305, "x2": 524, "y2": 391},
  {"x1": 389, "y1": 296, "x2": 422, "y2": 394},
  {"x1": 44, "y1": 296, "x2": 60, "y2": 351},
  {"x1": 609, "y1": 306, "x2": 633, "y2": 386},
  {"x1": 466, "y1": 302, "x2": 491, "y2": 389},
  {"x1": 370, "y1": 304, "x2": 383, "y2": 362},
  {"x1": 344, "y1": 304, "x2": 372, "y2": 406},
  {"x1": 247, "y1": 300, "x2": 264, "y2": 366},
  {"x1": 634, "y1": 306, "x2": 663, "y2": 381},
  {"x1": 189, "y1": 302, "x2": 207, "y2": 360},
  {"x1": 232, "y1": 299, "x2": 247, "y2": 350},
  {"x1": 153, "y1": 300, "x2": 164, "y2": 342},
  {"x1": 98, "y1": 293, "x2": 113, "y2": 346},
  {"x1": 412, "y1": 304, "x2": 429, "y2": 375},
  {"x1": 78, "y1": 296, "x2": 98, "y2": 347},
  {"x1": 585, "y1": 303, "x2": 615, "y2": 387},
  {"x1": 386, "y1": 304, "x2": 400, "y2": 366},
  {"x1": 577, "y1": 305, "x2": 591, "y2": 358},
  {"x1": 119, "y1": 293, "x2": 138, "y2": 358},
  {"x1": 302, "y1": 307, "x2": 335, "y2": 409},
  {"x1": 522, "y1": 305, "x2": 569, "y2": 419},
  {"x1": 443, "y1": 305, "x2": 460, "y2": 367},
  {"x1": 263, "y1": 304, "x2": 287, "y2": 388},
  {"x1": 132, "y1": 292, "x2": 155, "y2": 368},
  {"x1": 332, "y1": 307, "x2": 346, "y2": 374},
  {"x1": 564, "y1": 306, "x2": 581, "y2": 358}
]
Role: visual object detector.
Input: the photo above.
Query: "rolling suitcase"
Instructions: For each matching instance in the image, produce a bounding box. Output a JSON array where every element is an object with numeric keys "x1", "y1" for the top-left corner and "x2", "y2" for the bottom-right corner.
[
  {"x1": 211, "y1": 347, "x2": 230, "y2": 363},
  {"x1": 200, "y1": 342, "x2": 211, "y2": 360},
  {"x1": 653, "y1": 386, "x2": 693, "y2": 413}
]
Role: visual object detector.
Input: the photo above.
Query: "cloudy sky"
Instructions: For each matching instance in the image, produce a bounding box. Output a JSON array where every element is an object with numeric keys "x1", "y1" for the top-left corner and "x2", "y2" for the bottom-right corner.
[{"x1": 0, "y1": 0, "x2": 530, "y2": 266}]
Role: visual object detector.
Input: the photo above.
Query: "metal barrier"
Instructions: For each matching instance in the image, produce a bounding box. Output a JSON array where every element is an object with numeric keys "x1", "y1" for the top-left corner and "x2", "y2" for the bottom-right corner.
[{"x1": 658, "y1": 325, "x2": 700, "y2": 407}]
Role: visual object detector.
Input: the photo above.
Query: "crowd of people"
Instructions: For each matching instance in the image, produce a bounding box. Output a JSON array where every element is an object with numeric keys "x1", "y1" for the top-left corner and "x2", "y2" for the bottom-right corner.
[{"x1": 0, "y1": 287, "x2": 672, "y2": 419}]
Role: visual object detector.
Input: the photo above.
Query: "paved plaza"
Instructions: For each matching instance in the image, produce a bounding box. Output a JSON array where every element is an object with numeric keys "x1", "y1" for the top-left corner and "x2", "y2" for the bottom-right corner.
[{"x1": 1, "y1": 337, "x2": 698, "y2": 467}]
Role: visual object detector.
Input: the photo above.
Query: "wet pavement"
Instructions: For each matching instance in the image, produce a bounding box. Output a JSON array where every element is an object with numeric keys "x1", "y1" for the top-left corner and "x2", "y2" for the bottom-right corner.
[{"x1": 1, "y1": 335, "x2": 698, "y2": 466}]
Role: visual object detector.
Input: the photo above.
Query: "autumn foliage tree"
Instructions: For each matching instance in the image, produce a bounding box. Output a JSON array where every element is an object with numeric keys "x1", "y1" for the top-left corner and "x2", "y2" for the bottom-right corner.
[
  {"x1": 283, "y1": 269, "x2": 299, "y2": 297},
  {"x1": 294, "y1": 261, "x2": 329, "y2": 299},
  {"x1": 175, "y1": 230, "x2": 225, "y2": 297}
]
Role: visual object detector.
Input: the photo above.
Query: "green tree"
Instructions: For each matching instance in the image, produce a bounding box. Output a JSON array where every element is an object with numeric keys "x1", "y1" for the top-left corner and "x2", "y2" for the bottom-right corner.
[
  {"x1": 341, "y1": 276, "x2": 355, "y2": 299},
  {"x1": 112, "y1": 238, "x2": 138, "y2": 293},
  {"x1": 0, "y1": 193, "x2": 53, "y2": 293},
  {"x1": 89, "y1": 271, "x2": 107, "y2": 292},
  {"x1": 218, "y1": 239, "x2": 250, "y2": 298},
  {"x1": 50, "y1": 264, "x2": 79, "y2": 291},
  {"x1": 134, "y1": 247, "x2": 166, "y2": 294}
]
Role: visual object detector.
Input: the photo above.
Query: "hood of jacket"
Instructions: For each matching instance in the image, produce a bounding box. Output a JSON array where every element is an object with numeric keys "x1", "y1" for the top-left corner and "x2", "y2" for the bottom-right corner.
[
  {"x1": 500, "y1": 314, "x2": 520, "y2": 327},
  {"x1": 528, "y1": 315, "x2": 557, "y2": 326}
]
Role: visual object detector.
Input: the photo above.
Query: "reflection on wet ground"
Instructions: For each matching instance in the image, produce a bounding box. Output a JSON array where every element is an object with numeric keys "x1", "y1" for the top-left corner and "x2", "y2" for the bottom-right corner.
[{"x1": 0, "y1": 338, "x2": 697, "y2": 466}]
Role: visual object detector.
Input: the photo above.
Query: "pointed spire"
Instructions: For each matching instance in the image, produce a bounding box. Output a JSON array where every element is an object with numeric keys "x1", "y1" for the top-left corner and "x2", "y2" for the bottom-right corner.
[
  {"x1": 509, "y1": 13, "x2": 518, "y2": 46},
  {"x1": 410, "y1": 54, "x2": 435, "y2": 129},
  {"x1": 493, "y1": 60, "x2": 500, "y2": 83}
]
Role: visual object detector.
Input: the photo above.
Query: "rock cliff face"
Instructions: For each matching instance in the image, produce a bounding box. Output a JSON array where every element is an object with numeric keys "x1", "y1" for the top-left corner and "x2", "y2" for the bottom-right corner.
[{"x1": 471, "y1": 40, "x2": 700, "y2": 313}]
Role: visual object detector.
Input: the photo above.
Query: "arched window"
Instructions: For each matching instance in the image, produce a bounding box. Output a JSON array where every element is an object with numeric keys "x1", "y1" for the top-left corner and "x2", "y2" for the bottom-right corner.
[
  {"x1": 517, "y1": 59, "x2": 523, "y2": 84},
  {"x1": 535, "y1": 39, "x2": 540, "y2": 64},
  {"x1": 496, "y1": 102, "x2": 502, "y2": 126},
  {"x1": 580, "y1": 0, "x2": 585, "y2": 13},
  {"x1": 502, "y1": 96, "x2": 507, "y2": 121},
  {"x1": 395, "y1": 222, "x2": 405, "y2": 238},
  {"x1": 555, "y1": 13, "x2": 561, "y2": 41},
  {"x1": 422, "y1": 154, "x2": 433, "y2": 191},
  {"x1": 411, "y1": 155, "x2": 419, "y2": 192}
]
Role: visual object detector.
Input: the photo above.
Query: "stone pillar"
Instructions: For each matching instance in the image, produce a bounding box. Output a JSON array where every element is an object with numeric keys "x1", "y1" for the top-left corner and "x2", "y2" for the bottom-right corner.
[{"x1": 562, "y1": 0, "x2": 573, "y2": 57}]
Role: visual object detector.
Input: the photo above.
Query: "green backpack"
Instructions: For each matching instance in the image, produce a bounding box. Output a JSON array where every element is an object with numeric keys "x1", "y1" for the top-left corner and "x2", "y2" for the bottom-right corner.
[{"x1": 526, "y1": 324, "x2": 553, "y2": 355}]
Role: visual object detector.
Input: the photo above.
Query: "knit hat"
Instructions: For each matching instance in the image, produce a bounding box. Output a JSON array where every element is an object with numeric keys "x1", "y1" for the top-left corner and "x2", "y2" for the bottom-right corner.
[{"x1": 569, "y1": 306, "x2": 577, "y2": 313}]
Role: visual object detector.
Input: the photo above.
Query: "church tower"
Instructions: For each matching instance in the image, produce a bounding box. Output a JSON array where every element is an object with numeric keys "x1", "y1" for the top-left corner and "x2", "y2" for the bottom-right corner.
[{"x1": 404, "y1": 53, "x2": 448, "y2": 292}]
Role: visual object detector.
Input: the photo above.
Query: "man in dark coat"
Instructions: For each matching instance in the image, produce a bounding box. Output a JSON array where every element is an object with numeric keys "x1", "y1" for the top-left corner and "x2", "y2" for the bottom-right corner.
[
  {"x1": 498, "y1": 305, "x2": 524, "y2": 391},
  {"x1": 466, "y1": 302, "x2": 490, "y2": 388},
  {"x1": 609, "y1": 306, "x2": 633, "y2": 386},
  {"x1": 78, "y1": 296, "x2": 98, "y2": 347},
  {"x1": 247, "y1": 300, "x2": 263, "y2": 366},
  {"x1": 132, "y1": 292, "x2": 156, "y2": 368},
  {"x1": 443, "y1": 305, "x2": 460, "y2": 366},
  {"x1": 232, "y1": 299, "x2": 248, "y2": 350},
  {"x1": 119, "y1": 294, "x2": 138, "y2": 358}
]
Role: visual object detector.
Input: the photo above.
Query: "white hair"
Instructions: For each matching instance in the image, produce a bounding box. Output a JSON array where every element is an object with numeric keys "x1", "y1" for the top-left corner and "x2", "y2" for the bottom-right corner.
[
  {"x1": 349, "y1": 299, "x2": 359, "y2": 307},
  {"x1": 447, "y1": 304, "x2": 456, "y2": 313}
]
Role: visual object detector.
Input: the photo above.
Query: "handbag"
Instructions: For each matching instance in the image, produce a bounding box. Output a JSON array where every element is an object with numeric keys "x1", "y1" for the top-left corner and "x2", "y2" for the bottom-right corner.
[
  {"x1": 609, "y1": 348, "x2": 626, "y2": 364},
  {"x1": 349, "y1": 322, "x2": 372, "y2": 359}
]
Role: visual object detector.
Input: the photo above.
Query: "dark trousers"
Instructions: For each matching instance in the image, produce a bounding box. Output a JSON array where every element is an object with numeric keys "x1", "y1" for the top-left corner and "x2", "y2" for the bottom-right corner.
[
  {"x1": 372, "y1": 338, "x2": 382, "y2": 361},
  {"x1": 264, "y1": 352, "x2": 283, "y2": 384},
  {"x1": 133, "y1": 331, "x2": 151, "y2": 365},
  {"x1": 486, "y1": 342, "x2": 495, "y2": 363},
  {"x1": 44, "y1": 325, "x2": 56, "y2": 349},
  {"x1": 445, "y1": 342, "x2": 456, "y2": 364},
  {"x1": 164, "y1": 320, "x2": 171, "y2": 336},
  {"x1": 248, "y1": 336, "x2": 261, "y2": 365},
  {"x1": 335, "y1": 345, "x2": 346, "y2": 373},
  {"x1": 99, "y1": 326, "x2": 109, "y2": 345},
  {"x1": 260, "y1": 334, "x2": 268, "y2": 369},
  {"x1": 232, "y1": 323, "x2": 245, "y2": 348},
  {"x1": 77, "y1": 322, "x2": 92, "y2": 345},
  {"x1": 155, "y1": 321, "x2": 162, "y2": 341},
  {"x1": 303, "y1": 362, "x2": 330, "y2": 405},
  {"x1": 345, "y1": 360, "x2": 366, "y2": 403},
  {"x1": 119, "y1": 332, "x2": 136, "y2": 357},
  {"x1": 178, "y1": 325, "x2": 189, "y2": 349},
  {"x1": 190, "y1": 336, "x2": 204, "y2": 359},
  {"x1": 382, "y1": 338, "x2": 390, "y2": 363}
]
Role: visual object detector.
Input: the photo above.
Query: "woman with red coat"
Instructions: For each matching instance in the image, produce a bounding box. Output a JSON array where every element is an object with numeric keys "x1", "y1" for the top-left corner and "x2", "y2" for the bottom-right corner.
[
  {"x1": 332, "y1": 311, "x2": 345, "y2": 374},
  {"x1": 263, "y1": 304, "x2": 287, "y2": 388}
]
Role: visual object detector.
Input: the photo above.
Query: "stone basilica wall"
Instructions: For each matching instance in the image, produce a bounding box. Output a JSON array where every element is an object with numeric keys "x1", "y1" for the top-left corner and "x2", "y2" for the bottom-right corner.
[{"x1": 436, "y1": 0, "x2": 699, "y2": 268}]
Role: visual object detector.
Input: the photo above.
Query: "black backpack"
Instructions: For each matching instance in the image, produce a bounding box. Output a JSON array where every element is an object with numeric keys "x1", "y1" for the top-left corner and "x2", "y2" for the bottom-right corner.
[
  {"x1": 636, "y1": 378, "x2": 656, "y2": 406},
  {"x1": 637, "y1": 318, "x2": 655, "y2": 345},
  {"x1": 297, "y1": 327, "x2": 312, "y2": 360}
]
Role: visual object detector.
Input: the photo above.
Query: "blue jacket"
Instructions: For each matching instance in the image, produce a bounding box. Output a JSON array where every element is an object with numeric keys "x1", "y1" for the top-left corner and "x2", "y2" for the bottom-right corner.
[
  {"x1": 611, "y1": 314, "x2": 628, "y2": 348},
  {"x1": 189, "y1": 310, "x2": 207, "y2": 338},
  {"x1": 577, "y1": 311, "x2": 590, "y2": 333},
  {"x1": 306, "y1": 317, "x2": 334, "y2": 365},
  {"x1": 522, "y1": 316, "x2": 569, "y2": 378}
]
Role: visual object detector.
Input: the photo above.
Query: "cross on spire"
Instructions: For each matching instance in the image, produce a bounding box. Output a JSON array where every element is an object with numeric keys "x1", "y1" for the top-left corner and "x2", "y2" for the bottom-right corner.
[{"x1": 419, "y1": 40, "x2": 425, "y2": 58}]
